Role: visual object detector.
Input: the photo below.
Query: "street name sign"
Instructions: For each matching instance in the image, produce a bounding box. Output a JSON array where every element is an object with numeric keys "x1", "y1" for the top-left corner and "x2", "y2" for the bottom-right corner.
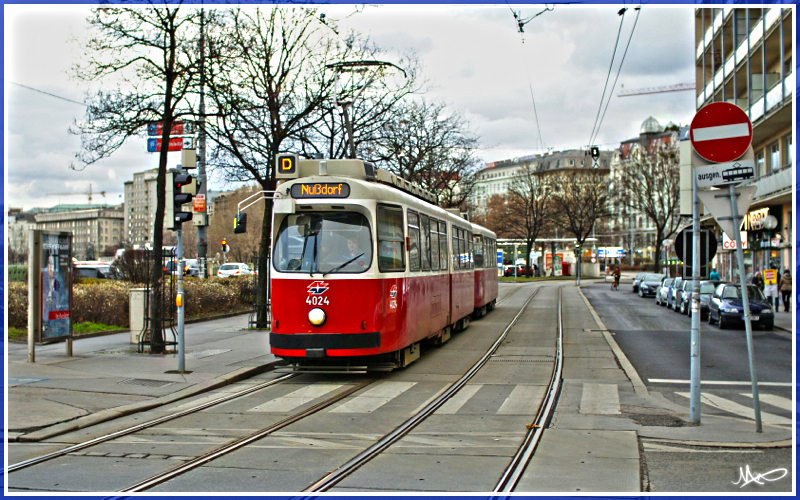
[
  {"x1": 148, "y1": 120, "x2": 194, "y2": 136},
  {"x1": 690, "y1": 102, "x2": 752, "y2": 163},
  {"x1": 695, "y1": 158, "x2": 755, "y2": 188},
  {"x1": 147, "y1": 137, "x2": 194, "y2": 152}
]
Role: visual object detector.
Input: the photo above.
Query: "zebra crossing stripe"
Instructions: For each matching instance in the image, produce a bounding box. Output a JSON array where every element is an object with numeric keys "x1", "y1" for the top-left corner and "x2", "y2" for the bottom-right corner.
[
  {"x1": 330, "y1": 381, "x2": 417, "y2": 414},
  {"x1": 498, "y1": 385, "x2": 546, "y2": 415},
  {"x1": 744, "y1": 393, "x2": 793, "y2": 411},
  {"x1": 434, "y1": 384, "x2": 482, "y2": 414},
  {"x1": 249, "y1": 384, "x2": 343, "y2": 413},
  {"x1": 580, "y1": 383, "x2": 621, "y2": 415},
  {"x1": 676, "y1": 392, "x2": 792, "y2": 425}
]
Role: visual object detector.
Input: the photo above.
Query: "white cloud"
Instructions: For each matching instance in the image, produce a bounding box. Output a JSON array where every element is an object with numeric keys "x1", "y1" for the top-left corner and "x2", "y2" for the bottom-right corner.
[{"x1": 5, "y1": 4, "x2": 698, "y2": 211}]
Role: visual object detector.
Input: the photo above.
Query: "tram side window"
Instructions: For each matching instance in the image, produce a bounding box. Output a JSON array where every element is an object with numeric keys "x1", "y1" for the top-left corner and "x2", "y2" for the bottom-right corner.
[
  {"x1": 408, "y1": 210, "x2": 421, "y2": 271},
  {"x1": 487, "y1": 238, "x2": 496, "y2": 268},
  {"x1": 452, "y1": 227, "x2": 459, "y2": 269},
  {"x1": 420, "y1": 214, "x2": 431, "y2": 271},
  {"x1": 466, "y1": 231, "x2": 474, "y2": 268},
  {"x1": 430, "y1": 218, "x2": 440, "y2": 271},
  {"x1": 377, "y1": 205, "x2": 405, "y2": 272},
  {"x1": 439, "y1": 221, "x2": 448, "y2": 270},
  {"x1": 473, "y1": 234, "x2": 484, "y2": 268},
  {"x1": 457, "y1": 228, "x2": 466, "y2": 269}
]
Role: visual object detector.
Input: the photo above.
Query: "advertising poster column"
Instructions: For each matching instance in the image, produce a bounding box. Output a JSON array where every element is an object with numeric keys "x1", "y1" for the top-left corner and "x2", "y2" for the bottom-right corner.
[{"x1": 39, "y1": 231, "x2": 73, "y2": 342}]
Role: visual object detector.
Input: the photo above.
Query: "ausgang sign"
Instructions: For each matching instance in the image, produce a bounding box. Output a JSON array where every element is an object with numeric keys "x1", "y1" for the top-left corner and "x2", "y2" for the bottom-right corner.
[
  {"x1": 694, "y1": 158, "x2": 755, "y2": 188},
  {"x1": 690, "y1": 102, "x2": 752, "y2": 163}
]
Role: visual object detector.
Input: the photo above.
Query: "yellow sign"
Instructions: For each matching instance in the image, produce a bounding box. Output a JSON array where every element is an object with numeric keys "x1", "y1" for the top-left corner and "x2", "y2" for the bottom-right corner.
[{"x1": 764, "y1": 269, "x2": 778, "y2": 285}]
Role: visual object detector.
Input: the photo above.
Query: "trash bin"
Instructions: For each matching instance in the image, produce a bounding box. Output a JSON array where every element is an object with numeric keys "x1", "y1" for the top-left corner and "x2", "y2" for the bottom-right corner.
[
  {"x1": 562, "y1": 262, "x2": 570, "y2": 276},
  {"x1": 129, "y1": 288, "x2": 146, "y2": 344}
]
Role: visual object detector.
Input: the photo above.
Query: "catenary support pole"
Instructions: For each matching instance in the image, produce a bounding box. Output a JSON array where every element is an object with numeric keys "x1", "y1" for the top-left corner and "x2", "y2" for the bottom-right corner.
[{"x1": 177, "y1": 229, "x2": 185, "y2": 373}]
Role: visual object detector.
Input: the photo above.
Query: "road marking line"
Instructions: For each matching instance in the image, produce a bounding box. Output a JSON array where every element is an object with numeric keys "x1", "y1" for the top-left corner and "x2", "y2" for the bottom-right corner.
[
  {"x1": 249, "y1": 384, "x2": 343, "y2": 412},
  {"x1": 580, "y1": 383, "x2": 620, "y2": 415},
  {"x1": 330, "y1": 381, "x2": 416, "y2": 414},
  {"x1": 745, "y1": 393, "x2": 793, "y2": 411},
  {"x1": 498, "y1": 385, "x2": 545, "y2": 415},
  {"x1": 649, "y1": 379, "x2": 792, "y2": 387},
  {"x1": 676, "y1": 392, "x2": 792, "y2": 425},
  {"x1": 642, "y1": 442, "x2": 762, "y2": 454},
  {"x1": 433, "y1": 384, "x2": 482, "y2": 414}
]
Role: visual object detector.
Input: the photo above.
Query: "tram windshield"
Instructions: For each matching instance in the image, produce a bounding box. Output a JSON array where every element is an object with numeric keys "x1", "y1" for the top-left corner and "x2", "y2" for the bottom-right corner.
[{"x1": 273, "y1": 212, "x2": 372, "y2": 274}]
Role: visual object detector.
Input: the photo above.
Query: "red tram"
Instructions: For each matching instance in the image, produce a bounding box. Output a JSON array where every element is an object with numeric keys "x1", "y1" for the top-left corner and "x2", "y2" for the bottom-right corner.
[{"x1": 268, "y1": 155, "x2": 498, "y2": 371}]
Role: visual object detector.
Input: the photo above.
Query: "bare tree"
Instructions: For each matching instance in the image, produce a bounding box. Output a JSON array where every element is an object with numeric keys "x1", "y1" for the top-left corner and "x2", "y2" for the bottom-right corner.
[
  {"x1": 614, "y1": 140, "x2": 683, "y2": 272},
  {"x1": 71, "y1": 5, "x2": 205, "y2": 353},
  {"x1": 549, "y1": 169, "x2": 611, "y2": 283},
  {"x1": 502, "y1": 165, "x2": 556, "y2": 272},
  {"x1": 204, "y1": 7, "x2": 358, "y2": 327},
  {"x1": 373, "y1": 99, "x2": 480, "y2": 208}
]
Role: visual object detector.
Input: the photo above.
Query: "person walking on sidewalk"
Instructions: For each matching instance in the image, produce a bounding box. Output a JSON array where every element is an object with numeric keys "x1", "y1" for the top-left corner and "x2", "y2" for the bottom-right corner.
[
  {"x1": 709, "y1": 268, "x2": 720, "y2": 281},
  {"x1": 751, "y1": 271, "x2": 764, "y2": 292},
  {"x1": 779, "y1": 270, "x2": 792, "y2": 312}
]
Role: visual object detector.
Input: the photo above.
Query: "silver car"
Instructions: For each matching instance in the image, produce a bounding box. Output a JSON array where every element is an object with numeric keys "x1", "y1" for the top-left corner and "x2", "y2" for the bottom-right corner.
[
  {"x1": 655, "y1": 277, "x2": 674, "y2": 306},
  {"x1": 217, "y1": 263, "x2": 254, "y2": 278}
]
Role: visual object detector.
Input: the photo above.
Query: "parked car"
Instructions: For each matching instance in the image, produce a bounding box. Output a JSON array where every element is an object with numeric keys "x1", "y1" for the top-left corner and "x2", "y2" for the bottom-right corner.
[
  {"x1": 217, "y1": 263, "x2": 254, "y2": 278},
  {"x1": 673, "y1": 280, "x2": 694, "y2": 312},
  {"x1": 682, "y1": 280, "x2": 727, "y2": 318},
  {"x1": 666, "y1": 277, "x2": 684, "y2": 310},
  {"x1": 708, "y1": 283, "x2": 774, "y2": 330},
  {"x1": 655, "y1": 277, "x2": 674, "y2": 306},
  {"x1": 632, "y1": 272, "x2": 646, "y2": 293},
  {"x1": 74, "y1": 262, "x2": 119, "y2": 279},
  {"x1": 637, "y1": 273, "x2": 666, "y2": 297}
]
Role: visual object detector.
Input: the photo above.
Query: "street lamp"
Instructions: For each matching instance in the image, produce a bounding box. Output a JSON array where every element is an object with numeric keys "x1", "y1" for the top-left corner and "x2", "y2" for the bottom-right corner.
[{"x1": 762, "y1": 215, "x2": 778, "y2": 271}]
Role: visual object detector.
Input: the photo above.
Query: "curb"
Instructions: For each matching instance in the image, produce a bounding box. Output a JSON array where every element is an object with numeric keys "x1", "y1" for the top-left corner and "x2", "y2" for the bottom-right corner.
[
  {"x1": 15, "y1": 359, "x2": 285, "y2": 442},
  {"x1": 8, "y1": 310, "x2": 253, "y2": 345}
]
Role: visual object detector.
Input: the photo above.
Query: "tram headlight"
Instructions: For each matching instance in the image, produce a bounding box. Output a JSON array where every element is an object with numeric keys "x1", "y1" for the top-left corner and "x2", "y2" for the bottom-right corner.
[{"x1": 308, "y1": 307, "x2": 327, "y2": 326}]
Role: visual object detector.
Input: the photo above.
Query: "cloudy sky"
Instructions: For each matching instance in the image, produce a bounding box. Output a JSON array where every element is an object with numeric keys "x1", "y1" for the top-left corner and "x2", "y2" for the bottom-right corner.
[{"x1": 5, "y1": 4, "x2": 696, "y2": 211}]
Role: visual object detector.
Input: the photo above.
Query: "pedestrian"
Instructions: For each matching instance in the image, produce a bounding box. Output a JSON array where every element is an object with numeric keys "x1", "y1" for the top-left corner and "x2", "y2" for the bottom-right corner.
[
  {"x1": 779, "y1": 270, "x2": 792, "y2": 312},
  {"x1": 709, "y1": 268, "x2": 720, "y2": 281},
  {"x1": 612, "y1": 266, "x2": 621, "y2": 290},
  {"x1": 751, "y1": 271, "x2": 764, "y2": 292}
]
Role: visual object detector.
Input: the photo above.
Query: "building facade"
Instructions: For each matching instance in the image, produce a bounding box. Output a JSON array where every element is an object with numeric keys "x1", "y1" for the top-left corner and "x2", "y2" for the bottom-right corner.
[
  {"x1": 33, "y1": 205, "x2": 124, "y2": 260},
  {"x1": 123, "y1": 168, "x2": 159, "y2": 248},
  {"x1": 610, "y1": 117, "x2": 681, "y2": 265},
  {"x1": 695, "y1": 7, "x2": 793, "y2": 279}
]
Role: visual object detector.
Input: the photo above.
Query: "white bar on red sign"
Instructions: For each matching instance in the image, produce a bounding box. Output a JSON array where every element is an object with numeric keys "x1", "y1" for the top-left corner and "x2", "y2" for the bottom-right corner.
[{"x1": 692, "y1": 123, "x2": 750, "y2": 142}]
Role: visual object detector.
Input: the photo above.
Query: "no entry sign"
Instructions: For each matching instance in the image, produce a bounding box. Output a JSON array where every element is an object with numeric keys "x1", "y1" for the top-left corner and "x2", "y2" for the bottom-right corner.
[{"x1": 690, "y1": 102, "x2": 752, "y2": 163}]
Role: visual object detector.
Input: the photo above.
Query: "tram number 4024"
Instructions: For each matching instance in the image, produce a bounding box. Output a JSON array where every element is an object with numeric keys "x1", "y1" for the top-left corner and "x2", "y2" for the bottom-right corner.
[{"x1": 306, "y1": 296, "x2": 330, "y2": 306}]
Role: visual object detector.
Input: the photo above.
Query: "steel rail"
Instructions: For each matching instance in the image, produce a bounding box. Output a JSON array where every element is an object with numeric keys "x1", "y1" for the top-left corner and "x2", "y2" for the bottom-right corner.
[
  {"x1": 303, "y1": 286, "x2": 541, "y2": 492},
  {"x1": 120, "y1": 376, "x2": 381, "y2": 492},
  {"x1": 493, "y1": 285, "x2": 564, "y2": 492},
  {"x1": 7, "y1": 373, "x2": 298, "y2": 474}
]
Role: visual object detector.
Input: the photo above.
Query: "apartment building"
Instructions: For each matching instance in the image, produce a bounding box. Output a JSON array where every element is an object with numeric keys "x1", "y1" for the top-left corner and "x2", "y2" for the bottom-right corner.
[
  {"x1": 33, "y1": 205, "x2": 124, "y2": 260},
  {"x1": 695, "y1": 7, "x2": 793, "y2": 277}
]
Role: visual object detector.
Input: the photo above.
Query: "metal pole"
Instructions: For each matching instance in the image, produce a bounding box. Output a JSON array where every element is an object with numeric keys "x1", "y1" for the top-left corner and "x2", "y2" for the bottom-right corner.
[
  {"x1": 514, "y1": 243, "x2": 518, "y2": 281},
  {"x1": 729, "y1": 184, "x2": 762, "y2": 432},
  {"x1": 689, "y1": 176, "x2": 701, "y2": 424},
  {"x1": 197, "y1": 6, "x2": 209, "y2": 278},
  {"x1": 177, "y1": 229, "x2": 185, "y2": 373}
]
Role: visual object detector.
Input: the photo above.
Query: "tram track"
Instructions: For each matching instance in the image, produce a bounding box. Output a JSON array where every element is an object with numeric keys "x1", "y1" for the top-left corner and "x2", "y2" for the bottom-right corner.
[{"x1": 10, "y1": 283, "x2": 559, "y2": 493}]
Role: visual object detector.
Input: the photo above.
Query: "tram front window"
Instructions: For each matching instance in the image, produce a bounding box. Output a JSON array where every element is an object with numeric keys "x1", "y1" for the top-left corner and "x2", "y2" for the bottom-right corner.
[{"x1": 274, "y1": 212, "x2": 372, "y2": 274}]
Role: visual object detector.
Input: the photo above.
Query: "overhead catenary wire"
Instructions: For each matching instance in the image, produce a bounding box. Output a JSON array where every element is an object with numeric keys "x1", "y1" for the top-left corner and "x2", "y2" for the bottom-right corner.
[
  {"x1": 586, "y1": 7, "x2": 627, "y2": 151},
  {"x1": 508, "y1": 4, "x2": 554, "y2": 153},
  {"x1": 592, "y1": 7, "x2": 642, "y2": 147}
]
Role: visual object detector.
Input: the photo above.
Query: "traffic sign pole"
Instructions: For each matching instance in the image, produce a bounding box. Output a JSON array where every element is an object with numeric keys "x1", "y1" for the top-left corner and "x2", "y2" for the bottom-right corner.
[
  {"x1": 689, "y1": 176, "x2": 701, "y2": 424},
  {"x1": 727, "y1": 184, "x2": 763, "y2": 432}
]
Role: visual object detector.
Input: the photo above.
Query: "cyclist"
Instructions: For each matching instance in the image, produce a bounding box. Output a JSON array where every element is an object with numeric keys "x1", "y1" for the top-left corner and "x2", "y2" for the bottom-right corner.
[{"x1": 612, "y1": 266, "x2": 621, "y2": 290}]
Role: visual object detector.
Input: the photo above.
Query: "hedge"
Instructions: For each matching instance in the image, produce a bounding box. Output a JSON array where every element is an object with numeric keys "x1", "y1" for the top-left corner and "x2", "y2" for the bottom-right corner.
[{"x1": 7, "y1": 277, "x2": 255, "y2": 330}]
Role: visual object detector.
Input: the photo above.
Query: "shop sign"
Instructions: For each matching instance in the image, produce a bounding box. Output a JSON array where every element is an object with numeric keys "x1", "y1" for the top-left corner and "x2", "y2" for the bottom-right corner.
[
  {"x1": 722, "y1": 232, "x2": 748, "y2": 250},
  {"x1": 743, "y1": 208, "x2": 770, "y2": 231}
]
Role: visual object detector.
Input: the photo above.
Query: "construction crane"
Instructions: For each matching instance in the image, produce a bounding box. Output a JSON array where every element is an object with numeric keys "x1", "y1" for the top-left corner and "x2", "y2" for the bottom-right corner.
[
  {"x1": 617, "y1": 82, "x2": 695, "y2": 97},
  {"x1": 47, "y1": 183, "x2": 106, "y2": 204}
]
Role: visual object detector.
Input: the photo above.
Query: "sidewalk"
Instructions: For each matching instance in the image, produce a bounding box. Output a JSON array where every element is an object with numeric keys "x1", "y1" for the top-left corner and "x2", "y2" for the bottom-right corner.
[{"x1": 6, "y1": 314, "x2": 281, "y2": 442}]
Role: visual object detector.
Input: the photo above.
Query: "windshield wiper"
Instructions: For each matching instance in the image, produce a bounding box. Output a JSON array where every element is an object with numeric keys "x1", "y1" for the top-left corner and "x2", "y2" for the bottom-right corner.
[{"x1": 322, "y1": 253, "x2": 364, "y2": 277}]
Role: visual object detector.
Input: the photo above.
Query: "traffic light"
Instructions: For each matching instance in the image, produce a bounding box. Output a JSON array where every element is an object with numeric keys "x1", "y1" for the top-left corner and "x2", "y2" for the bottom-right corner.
[
  {"x1": 233, "y1": 213, "x2": 247, "y2": 234},
  {"x1": 165, "y1": 170, "x2": 198, "y2": 230},
  {"x1": 221, "y1": 238, "x2": 230, "y2": 253}
]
